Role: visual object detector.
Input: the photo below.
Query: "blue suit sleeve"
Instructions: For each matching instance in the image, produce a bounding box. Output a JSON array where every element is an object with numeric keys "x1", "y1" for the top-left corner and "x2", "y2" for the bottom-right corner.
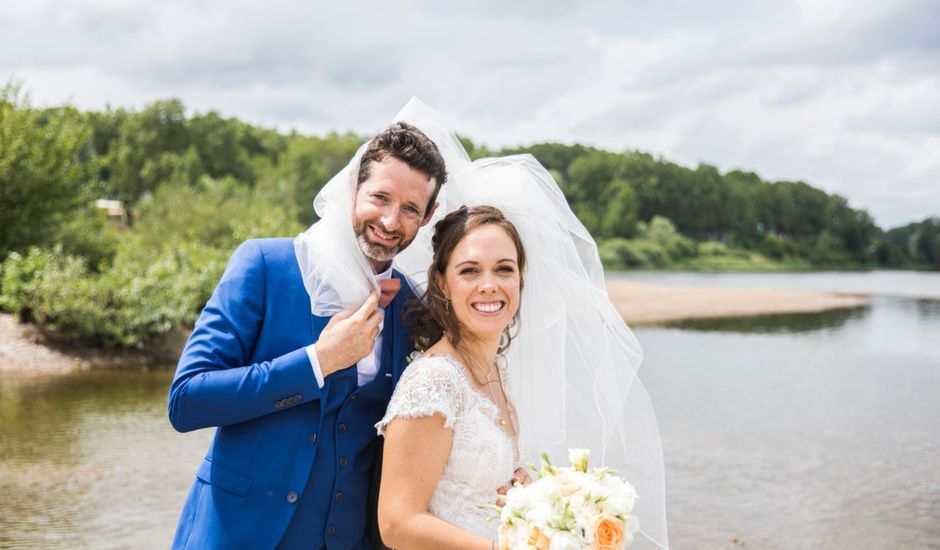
[{"x1": 167, "y1": 241, "x2": 321, "y2": 433}]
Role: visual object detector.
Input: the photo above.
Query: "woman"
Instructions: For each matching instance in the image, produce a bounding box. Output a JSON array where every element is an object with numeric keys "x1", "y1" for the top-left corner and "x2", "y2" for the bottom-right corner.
[{"x1": 376, "y1": 205, "x2": 524, "y2": 549}]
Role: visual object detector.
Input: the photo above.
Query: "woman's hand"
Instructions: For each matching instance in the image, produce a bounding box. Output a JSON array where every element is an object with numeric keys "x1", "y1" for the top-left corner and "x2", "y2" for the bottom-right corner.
[{"x1": 495, "y1": 467, "x2": 531, "y2": 506}]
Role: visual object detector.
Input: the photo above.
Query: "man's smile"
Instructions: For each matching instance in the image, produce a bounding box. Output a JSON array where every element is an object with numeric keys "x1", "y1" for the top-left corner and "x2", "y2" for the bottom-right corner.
[{"x1": 368, "y1": 224, "x2": 401, "y2": 246}]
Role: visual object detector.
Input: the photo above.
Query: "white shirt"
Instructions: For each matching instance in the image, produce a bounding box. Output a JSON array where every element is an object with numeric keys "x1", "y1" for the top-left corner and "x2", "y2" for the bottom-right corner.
[{"x1": 305, "y1": 266, "x2": 392, "y2": 388}]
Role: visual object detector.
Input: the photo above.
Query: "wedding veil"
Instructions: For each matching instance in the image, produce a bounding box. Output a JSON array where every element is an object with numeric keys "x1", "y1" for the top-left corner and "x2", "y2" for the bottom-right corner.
[
  {"x1": 294, "y1": 97, "x2": 470, "y2": 316},
  {"x1": 294, "y1": 99, "x2": 668, "y2": 549}
]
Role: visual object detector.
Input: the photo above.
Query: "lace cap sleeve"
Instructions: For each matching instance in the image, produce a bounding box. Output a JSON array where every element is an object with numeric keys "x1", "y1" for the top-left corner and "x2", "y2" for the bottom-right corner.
[{"x1": 376, "y1": 356, "x2": 464, "y2": 435}]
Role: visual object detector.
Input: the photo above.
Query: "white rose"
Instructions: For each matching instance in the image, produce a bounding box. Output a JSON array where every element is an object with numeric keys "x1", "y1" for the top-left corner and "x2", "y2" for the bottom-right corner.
[
  {"x1": 549, "y1": 530, "x2": 581, "y2": 550},
  {"x1": 524, "y1": 502, "x2": 555, "y2": 526},
  {"x1": 597, "y1": 476, "x2": 637, "y2": 516},
  {"x1": 504, "y1": 484, "x2": 531, "y2": 514}
]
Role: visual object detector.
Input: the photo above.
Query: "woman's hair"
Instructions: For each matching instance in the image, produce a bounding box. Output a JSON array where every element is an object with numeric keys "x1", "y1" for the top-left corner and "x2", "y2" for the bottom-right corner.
[{"x1": 407, "y1": 205, "x2": 526, "y2": 354}]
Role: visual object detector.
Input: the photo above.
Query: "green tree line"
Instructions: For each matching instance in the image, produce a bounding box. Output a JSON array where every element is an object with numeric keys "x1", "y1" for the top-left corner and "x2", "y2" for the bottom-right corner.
[{"x1": 1, "y1": 85, "x2": 938, "y2": 348}]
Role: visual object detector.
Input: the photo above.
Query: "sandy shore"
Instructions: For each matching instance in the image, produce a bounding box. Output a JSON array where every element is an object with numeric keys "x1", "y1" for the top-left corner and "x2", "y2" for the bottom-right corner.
[
  {"x1": 607, "y1": 281, "x2": 870, "y2": 325},
  {"x1": 1, "y1": 283, "x2": 869, "y2": 375},
  {"x1": 0, "y1": 314, "x2": 184, "y2": 377}
]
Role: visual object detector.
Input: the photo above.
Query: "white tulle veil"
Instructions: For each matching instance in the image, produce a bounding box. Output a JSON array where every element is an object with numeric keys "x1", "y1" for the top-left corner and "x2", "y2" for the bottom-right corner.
[
  {"x1": 294, "y1": 99, "x2": 668, "y2": 549},
  {"x1": 293, "y1": 97, "x2": 470, "y2": 316}
]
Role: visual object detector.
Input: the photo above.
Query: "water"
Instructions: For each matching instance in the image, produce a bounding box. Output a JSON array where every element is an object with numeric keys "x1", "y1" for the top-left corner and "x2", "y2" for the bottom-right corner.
[{"x1": 1, "y1": 272, "x2": 938, "y2": 549}]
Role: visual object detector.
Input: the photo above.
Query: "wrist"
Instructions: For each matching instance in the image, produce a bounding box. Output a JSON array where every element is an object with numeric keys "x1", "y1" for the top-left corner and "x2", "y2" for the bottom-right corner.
[{"x1": 313, "y1": 343, "x2": 337, "y2": 377}]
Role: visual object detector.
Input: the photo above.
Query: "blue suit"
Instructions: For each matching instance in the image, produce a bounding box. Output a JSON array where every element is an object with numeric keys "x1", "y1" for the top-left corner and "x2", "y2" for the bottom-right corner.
[{"x1": 168, "y1": 238, "x2": 415, "y2": 549}]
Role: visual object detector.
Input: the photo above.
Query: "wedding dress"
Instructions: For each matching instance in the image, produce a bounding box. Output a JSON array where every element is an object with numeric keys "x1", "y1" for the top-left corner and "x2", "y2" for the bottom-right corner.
[{"x1": 376, "y1": 354, "x2": 517, "y2": 538}]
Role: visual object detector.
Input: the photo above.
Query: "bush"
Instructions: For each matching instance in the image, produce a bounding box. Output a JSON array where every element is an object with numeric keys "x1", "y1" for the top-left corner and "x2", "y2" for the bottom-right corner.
[
  {"x1": 0, "y1": 247, "x2": 57, "y2": 320},
  {"x1": 0, "y1": 242, "x2": 228, "y2": 348}
]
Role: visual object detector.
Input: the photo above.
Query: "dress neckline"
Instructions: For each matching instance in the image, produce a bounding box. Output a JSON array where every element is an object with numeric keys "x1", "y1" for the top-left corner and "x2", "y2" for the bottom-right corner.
[{"x1": 419, "y1": 352, "x2": 520, "y2": 461}]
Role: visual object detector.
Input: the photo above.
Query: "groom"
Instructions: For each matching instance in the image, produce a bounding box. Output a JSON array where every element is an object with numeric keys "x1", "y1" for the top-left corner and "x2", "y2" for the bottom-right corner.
[{"x1": 168, "y1": 122, "x2": 446, "y2": 549}]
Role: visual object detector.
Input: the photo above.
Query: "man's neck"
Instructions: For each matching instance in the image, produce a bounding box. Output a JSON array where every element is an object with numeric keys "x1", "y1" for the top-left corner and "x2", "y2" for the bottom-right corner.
[{"x1": 369, "y1": 259, "x2": 392, "y2": 274}]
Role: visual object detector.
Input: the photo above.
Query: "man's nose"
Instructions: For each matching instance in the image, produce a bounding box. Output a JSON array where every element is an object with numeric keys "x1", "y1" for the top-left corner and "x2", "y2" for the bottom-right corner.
[{"x1": 381, "y1": 208, "x2": 401, "y2": 232}]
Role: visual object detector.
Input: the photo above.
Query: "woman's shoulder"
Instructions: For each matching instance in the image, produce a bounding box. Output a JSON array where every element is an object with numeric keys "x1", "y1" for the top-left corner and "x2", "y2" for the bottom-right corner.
[{"x1": 400, "y1": 353, "x2": 466, "y2": 384}]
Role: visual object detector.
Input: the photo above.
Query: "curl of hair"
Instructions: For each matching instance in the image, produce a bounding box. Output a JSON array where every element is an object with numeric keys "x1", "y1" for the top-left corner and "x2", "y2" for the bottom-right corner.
[{"x1": 406, "y1": 205, "x2": 526, "y2": 357}]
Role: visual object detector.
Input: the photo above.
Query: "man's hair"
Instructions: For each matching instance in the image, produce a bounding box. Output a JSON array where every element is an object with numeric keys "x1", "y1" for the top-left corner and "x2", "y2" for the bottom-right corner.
[{"x1": 357, "y1": 122, "x2": 447, "y2": 217}]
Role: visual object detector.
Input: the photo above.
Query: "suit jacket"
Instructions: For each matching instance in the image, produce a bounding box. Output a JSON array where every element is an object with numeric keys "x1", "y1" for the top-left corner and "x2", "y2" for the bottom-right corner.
[{"x1": 168, "y1": 238, "x2": 414, "y2": 549}]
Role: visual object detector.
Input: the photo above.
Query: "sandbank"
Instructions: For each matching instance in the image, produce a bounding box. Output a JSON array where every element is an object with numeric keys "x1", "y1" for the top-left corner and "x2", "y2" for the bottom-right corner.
[{"x1": 607, "y1": 281, "x2": 870, "y2": 325}]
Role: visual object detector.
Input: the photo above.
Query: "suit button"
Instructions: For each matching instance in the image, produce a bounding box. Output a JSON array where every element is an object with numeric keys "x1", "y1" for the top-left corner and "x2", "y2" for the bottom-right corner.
[
  {"x1": 327, "y1": 525, "x2": 336, "y2": 535},
  {"x1": 339, "y1": 457, "x2": 348, "y2": 467},
  {"x1": 350, "y1": 395, "x2": 358, "y2": 401},
  {"x1": 274, "y1": 400, "x2": 285, "y2": 409},
  {"x1": 286, "y1": 491, "x2": 298, "y2": 504},
  {"x1": 337, "y1": 423, "x2": 346, "y2": 433},
  {"x1": 335, "y1": 491, "x2": 343, "y2": 501},
  {"x1": 309, "y1": 432, "x2": 318, "y2": 444}
]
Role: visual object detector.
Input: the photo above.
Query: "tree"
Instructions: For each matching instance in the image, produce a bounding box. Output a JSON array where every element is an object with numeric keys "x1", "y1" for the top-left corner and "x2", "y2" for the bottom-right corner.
[
  {"x1": 0, "y1": 82, "x2": 93, "y2": 258},
  {"x1": 105, "y1": 99, "x2": 188, "y2": 210}
]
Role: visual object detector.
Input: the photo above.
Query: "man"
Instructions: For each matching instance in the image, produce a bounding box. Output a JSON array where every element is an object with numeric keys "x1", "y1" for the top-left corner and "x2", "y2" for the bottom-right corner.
[{"x1": 168, "y1": 122, "x2": 447, "y2": 549}]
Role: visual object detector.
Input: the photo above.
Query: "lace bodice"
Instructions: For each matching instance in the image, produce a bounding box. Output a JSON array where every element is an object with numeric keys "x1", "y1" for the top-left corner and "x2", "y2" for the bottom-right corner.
[{"x1": 376, "y1": 354, "x2": 517, "y2": 538}]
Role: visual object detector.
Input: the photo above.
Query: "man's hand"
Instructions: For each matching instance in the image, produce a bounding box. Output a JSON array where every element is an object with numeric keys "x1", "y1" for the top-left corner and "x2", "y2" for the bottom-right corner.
[
  {"x1": 314, "y1": 293, "x2": 384, "y2": 378},
  {"x1": 495, "y1": 467, "x2": 532, "y2": 507}
]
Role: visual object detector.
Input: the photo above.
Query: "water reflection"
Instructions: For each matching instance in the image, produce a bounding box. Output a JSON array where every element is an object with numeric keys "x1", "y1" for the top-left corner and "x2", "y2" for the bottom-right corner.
[
  {"x1": 0, "y1": 370, "x2": 174, "y2": 463},
  {"x1": 0, "y1": 370, "x2": 211, "y2": 549},
  {"x1": 663, "y1": 304, "x2": 871, "y2": 333},
  {"x1": 914, "y1": 298, "x2": 940, "y2": 319}
]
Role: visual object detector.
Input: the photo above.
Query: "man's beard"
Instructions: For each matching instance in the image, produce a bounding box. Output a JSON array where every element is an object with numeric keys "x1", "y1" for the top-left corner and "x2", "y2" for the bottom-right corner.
[{"x1": 354, "y1": 220, "x2": 413, "y2": 264}]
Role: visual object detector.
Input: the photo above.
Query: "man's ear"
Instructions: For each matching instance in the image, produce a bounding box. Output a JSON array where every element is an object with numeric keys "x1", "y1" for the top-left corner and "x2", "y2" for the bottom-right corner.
[{"x1": 420, "y1": 201, "x2": 440, "y2": 227}]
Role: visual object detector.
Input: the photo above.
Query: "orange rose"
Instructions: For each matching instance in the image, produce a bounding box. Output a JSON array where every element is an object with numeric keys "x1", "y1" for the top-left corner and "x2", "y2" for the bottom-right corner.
[
  {"x1": 594, "y1": 515, "x2": 626, "y2": 550},
  {"x1": 527, "y1": 526, "x2": 551, "y2": 550}
]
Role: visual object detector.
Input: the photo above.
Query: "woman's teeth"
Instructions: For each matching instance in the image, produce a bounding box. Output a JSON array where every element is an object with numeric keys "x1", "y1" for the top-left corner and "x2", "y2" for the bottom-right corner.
[{"x1": 472, "y1": 302, "x2": 504, "y2": 313}]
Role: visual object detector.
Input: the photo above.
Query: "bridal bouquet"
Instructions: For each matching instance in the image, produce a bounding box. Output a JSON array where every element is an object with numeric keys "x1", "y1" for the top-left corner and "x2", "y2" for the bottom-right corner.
[{"x1": 498, "y1": 449, "x2": 639, "y2": 550}]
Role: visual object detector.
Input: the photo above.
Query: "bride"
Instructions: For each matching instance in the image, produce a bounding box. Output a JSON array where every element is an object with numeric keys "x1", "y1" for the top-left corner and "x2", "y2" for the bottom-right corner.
[
  {"x1": 376, "y1": 205, "x2": 526, "y2": 548},
  {"x1": 377, "y1": 150, "x2": 668, "y2": 549}
]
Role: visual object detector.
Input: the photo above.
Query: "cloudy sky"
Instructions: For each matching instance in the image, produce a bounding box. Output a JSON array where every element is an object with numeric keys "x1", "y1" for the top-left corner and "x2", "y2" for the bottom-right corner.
[{"x1": 2, "y1": 0, "x2": 938, "y2": 228}]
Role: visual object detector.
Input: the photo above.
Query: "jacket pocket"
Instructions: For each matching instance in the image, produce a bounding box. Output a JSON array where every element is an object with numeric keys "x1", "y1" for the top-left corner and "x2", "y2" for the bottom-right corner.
[{"x1": 195, "y1": 457, "x2": 253, "y2": 497}]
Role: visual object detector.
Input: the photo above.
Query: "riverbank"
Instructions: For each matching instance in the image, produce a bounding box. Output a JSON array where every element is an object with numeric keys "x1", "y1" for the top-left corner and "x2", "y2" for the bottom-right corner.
[
  {"x1": 608, "y1": 281, "x2": 870, "y2": 325},
  {"x1": 0, "y1": 283, "x2": 870, "y2": 375},
  {"x1": 0, "y1": 314, "x2": 184, "y2": 377}
]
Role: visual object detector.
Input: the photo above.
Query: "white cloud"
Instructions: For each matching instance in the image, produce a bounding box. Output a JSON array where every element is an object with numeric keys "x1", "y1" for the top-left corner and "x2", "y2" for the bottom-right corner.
[{"x1": 1, "y1": 0, "x2": 937, "y2": 227}]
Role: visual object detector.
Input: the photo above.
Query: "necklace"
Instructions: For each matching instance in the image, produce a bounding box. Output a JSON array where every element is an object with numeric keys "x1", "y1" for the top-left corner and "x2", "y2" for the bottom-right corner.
[{"x1": 460, "y1": 352, "x2": 517, "y2": 434}]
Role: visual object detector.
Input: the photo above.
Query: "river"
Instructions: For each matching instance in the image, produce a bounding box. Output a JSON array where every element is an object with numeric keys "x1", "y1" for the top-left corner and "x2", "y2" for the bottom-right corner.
[{"x1": 1, "y1": 271, "x2": 938, "y2": 549}]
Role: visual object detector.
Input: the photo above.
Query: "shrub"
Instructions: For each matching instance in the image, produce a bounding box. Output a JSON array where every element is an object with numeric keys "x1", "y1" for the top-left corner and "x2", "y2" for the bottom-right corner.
[{"x1": 0, "y1": 242, "x2": 228, "y2": 348}]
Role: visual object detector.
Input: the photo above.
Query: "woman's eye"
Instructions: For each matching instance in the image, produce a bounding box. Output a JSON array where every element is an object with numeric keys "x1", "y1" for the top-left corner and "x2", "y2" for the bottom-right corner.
[
  {"x1": 459, "y1": 268, "x2": 477, "y2": 275},
  {"x1": 498, "y1": 266, "x2": 515, "y2": 273}
]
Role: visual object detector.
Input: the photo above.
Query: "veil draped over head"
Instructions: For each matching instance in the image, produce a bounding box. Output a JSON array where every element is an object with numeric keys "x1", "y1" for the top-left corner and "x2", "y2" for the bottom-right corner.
[
  {"x1": 293, "y1": 98, "x2": 470, "y2": 316},
  {"x1": 294, "y1": 99, "x2": 668, "y2": 549}
]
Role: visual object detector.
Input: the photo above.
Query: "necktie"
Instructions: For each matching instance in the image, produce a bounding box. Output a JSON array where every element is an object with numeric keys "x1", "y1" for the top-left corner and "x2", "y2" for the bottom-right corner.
[{"x1": 377, "y1": 278, "x2": 401, "y2": 308}]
